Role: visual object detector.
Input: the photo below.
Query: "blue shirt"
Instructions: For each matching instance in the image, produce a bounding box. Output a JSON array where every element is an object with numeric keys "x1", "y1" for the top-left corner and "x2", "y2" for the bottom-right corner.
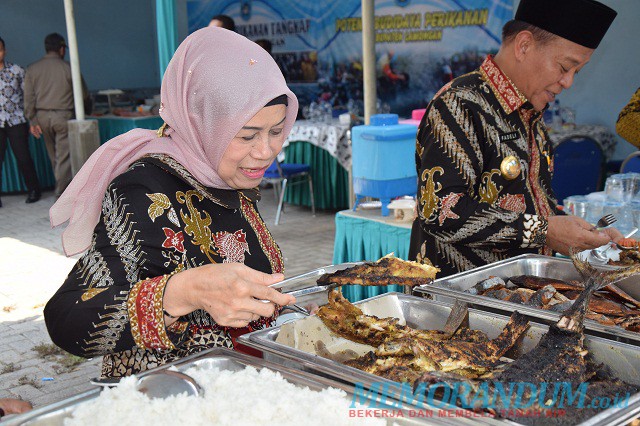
[{"x1": 0, "y1": 62, "x2": 27, "y2": 128}]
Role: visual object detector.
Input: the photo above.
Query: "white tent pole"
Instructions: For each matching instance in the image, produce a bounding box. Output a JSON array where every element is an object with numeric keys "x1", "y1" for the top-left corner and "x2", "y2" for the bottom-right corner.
[
  {"x1": 63, "y1": 0, "x2": 85, "y2": 121},
  {"x1": 362, "y1": 0, "x2": 376, "y2": 125}
]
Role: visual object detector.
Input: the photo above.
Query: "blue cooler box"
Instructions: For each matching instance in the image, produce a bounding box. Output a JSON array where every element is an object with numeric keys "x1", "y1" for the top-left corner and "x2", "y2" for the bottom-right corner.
[{"x1": 351, "y1": 114, "x2": 418, "y2": 216}]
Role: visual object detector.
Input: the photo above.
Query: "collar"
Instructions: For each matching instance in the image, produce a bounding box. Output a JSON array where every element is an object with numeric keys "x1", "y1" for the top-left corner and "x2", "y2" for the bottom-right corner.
[
  {"x1": 45, "y1": 52, "x2": 62, "y2": 59},
  {"x1": 480, "y1": 55, "x2": 529, "y2": 115}
]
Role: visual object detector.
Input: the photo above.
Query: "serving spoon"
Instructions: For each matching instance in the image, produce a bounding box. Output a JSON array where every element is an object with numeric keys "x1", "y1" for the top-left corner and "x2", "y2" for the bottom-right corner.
[
  {"x1": 590, "y1": 228, "x2": 638, "y2": 263},
  {"x1": 91, "y1": 370, "x2": 202, "y2": 398}
]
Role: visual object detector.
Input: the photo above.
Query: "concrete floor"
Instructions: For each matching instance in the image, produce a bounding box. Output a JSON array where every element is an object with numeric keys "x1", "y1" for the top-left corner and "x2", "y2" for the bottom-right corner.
[{"x1": 0, "y1": 187, "x2": 336, "y2": 409}]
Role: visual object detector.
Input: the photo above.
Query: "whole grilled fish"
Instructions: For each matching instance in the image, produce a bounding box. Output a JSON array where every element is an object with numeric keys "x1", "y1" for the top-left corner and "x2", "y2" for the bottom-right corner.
[{"x1": 414, "y1": 252, "x2": 640, "y2": 425}]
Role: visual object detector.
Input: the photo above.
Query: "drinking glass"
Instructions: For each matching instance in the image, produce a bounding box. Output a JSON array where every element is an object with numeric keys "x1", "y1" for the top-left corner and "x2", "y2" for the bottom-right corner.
[
  {"x1": 602, "y1": 200, "x2": 623, "y2": 226},
  {"x1": 563, "y1": 195, "x2": 587, "y2": 216},
  {"x1": 621, "y1": 173, "x2": 638, "y2": 204},
  {"x1": 631, "y1": 200, "x2": 640, "y2": 230},
  {"x1": 586, "y1": 200, "x2": 604, "y2": 225},
  {"x1": 572, "y1": 199, "x2": 589, "y2": 219},
  {"x1": 605, "y1": 175, "x2": 625, "y2": 203}
]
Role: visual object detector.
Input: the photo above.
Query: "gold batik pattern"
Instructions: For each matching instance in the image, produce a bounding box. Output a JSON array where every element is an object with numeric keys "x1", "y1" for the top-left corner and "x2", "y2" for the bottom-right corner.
[
  {"x1": 177, "y1": 190, "x2": 218, "y2": 263},
  {"x1": 419, "y1": 166, "x2": 444, "y2": 222}
]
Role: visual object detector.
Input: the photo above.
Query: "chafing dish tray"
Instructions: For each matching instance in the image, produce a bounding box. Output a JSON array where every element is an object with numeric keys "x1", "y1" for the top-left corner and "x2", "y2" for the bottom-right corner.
[
  {"x1": 413, "y1": 254, "x2": 640, "y2": 345},
  {"x1": 240, "y1": 292, "x2": 640, "y2": 426},
  {"x1": 4, "y1": 347, "x2": 460, "y2": 426}
]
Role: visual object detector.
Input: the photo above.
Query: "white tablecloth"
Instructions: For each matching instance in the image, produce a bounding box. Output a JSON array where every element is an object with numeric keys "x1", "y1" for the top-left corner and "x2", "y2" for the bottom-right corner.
[{"x1": 285, "y1": 119, "x2": 351, "y2": 169}]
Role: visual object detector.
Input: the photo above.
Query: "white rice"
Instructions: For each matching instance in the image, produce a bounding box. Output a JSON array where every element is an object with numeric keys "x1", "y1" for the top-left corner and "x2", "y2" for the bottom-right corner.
[{"x1": 65, "y1": 364, "x2": 386, "y2": 426}]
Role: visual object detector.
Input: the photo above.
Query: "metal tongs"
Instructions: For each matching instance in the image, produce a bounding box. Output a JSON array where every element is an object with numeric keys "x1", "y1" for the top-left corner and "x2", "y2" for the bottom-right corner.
[{"x1": 264, "y1": 263, "x2": 364, "y2": 315}]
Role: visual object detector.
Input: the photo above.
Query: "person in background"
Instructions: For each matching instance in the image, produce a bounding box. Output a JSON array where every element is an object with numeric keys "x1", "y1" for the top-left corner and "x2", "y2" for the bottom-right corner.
[
  {"x1": 0, "y1": 398, "x2": 32, "y2": 418},
  {"x1": 255, "y1": 39, "x2": 272, "y2": 55},
  {"x1": 44, "y1": 28, "x2": 297, "y2": 378},
  {"x1": 616, "y1": 87, "x2": 640, "y2": 148},
  {"x1": 0, "y1": 36, "x2": 41, "y2": 206},
  {"x1": 410, "y1": 0, "x2": 622, "y2": 277},
  {"x1": 209, "y1": 14, "x2": 235, "y2": 32},
  {"x1": 24, "y1": 33, "x2": 90, "y2": 197}
]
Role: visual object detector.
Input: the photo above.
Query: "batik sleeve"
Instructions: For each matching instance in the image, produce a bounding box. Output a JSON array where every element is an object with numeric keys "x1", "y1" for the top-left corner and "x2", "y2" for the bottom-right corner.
[
  {"x1": 44, "y1": 176, "x2": 191, "y2": 358},
  {"x1": 415, "y1": 95, "x2": 548, "y2": 250}
]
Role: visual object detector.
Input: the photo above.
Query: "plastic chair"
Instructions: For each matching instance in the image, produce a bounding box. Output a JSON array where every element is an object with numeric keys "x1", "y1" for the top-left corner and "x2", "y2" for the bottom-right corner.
[
  {"x1": 621, "y1": 151, "x2": 640, "y2": 173},
  {"x1": 262, "y1": 158, "x2": 315, "y2": 225},
  {"x1": 552, "y1": 136, "x2": 603, "y2": 204}
]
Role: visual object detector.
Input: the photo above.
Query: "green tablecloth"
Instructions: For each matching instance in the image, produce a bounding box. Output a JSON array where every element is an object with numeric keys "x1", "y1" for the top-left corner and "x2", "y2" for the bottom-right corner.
[
  {"x1": 333, "y1": 209, "x2": 412, "y2": 302},
  {"x1": 93, "y1": 115, "x2": 164, "y2": 145},
  {"x1": 1, "y1": 116, "x2": 164, "y2": 194},
  {"x1": 282, "y1": 140, "x2": 350, "y2": 210},
  {"x1": 1, "y1": 136, "x2": 55, "y2": 193}
]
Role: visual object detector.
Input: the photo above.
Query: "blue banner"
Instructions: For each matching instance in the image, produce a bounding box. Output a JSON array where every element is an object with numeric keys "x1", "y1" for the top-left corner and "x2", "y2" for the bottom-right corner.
[{"x1": 188, "y1": 0, "x2": 514, "y2": 117}]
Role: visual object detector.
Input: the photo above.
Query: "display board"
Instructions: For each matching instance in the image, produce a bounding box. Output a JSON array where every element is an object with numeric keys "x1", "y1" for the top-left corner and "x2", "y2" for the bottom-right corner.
[{"x1": 188, "y1": 0, "x2": 513, "y2": 116}]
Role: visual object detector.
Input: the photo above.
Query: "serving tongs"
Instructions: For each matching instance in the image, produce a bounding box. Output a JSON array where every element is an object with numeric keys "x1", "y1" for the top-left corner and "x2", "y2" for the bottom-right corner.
[{"x1": 264, "y1": 262, "x2": 364, "y2": 315}]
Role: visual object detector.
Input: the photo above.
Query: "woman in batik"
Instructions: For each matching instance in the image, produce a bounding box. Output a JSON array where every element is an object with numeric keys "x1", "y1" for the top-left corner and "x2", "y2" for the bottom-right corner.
[{"x1": 44, "y1": 28, "x2": 297, "y2": 377}]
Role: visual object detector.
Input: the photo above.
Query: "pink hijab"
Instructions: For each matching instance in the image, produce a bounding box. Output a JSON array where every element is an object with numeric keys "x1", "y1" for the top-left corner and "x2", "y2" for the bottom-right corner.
[{"x1": 50, "y1": 28, "x2": 298, "y2": 256}]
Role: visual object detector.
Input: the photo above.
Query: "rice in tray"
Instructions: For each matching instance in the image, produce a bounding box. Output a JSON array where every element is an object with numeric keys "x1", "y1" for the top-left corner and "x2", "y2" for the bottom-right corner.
[{"x1": 65, "y1": 365, "x2": 385, "y2": 426}]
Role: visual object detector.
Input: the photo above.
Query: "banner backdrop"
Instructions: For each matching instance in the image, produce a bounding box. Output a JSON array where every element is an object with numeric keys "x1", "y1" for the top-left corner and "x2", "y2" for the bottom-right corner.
[{"x1": 188, "y1": 0, "x2": 514, "y2": 117}]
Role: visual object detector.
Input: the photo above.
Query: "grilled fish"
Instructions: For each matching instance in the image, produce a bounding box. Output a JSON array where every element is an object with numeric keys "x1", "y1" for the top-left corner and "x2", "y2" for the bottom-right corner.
[
  {"x1": 414, "y1": 252, "x2": 640, "y2": 425},
  {"x1": 316, "y1": 289, "x2": 479, "y2": 346},
  {"x1": 508, "y1": 275, "x2": 583, "y2": 291},
  {"x1": 317, "y1": 255, "x2": 439, "y2": 287}
]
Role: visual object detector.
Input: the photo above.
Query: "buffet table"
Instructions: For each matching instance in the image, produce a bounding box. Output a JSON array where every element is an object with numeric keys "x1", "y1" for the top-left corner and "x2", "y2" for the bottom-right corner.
[
  {"x1": 333, "y1": 209, "x2": 412, "y2": 302},
  {"x1": 283, "y1": 120, "x2": 351, "y2": 210},
  {"x1": 1, "y1": 115, "x2": 164, "y2": 193}
]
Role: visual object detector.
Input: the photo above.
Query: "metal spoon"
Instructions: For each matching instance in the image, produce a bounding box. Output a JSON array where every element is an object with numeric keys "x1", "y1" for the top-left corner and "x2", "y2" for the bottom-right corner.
[
  {"x1": 590, "y1": 229, "x2": 638, "y2": 263},
  {"x1": 91, "y1": 370, "x2": 202, "y2": 398},
  {"x1": 136, "y1": 370, "x2": 202, "y2": 398}
]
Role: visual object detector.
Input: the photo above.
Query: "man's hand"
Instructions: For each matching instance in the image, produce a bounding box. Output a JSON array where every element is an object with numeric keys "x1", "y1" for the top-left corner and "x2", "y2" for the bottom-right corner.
[
  {"x1": 29, "y1": 125, "x2": 42, "y2": 138},
  {"x1": 0, "y1": 398, "x2": 32, "y2": 415},
  {"x1": 546, "y1": 215, "x2": 613, "y2": 255}
]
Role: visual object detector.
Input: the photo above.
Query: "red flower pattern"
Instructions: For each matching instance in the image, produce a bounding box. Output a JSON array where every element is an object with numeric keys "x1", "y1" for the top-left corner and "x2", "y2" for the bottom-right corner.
[
  {"x1": 438, "y1": 193, "x2": 463, "y2": 225},
  {"x1": 162, "y1": 227, "x2": 185, "y2": 252}
]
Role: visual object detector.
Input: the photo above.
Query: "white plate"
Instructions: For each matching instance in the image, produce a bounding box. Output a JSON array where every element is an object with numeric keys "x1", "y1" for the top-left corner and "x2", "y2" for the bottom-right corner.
[{"x1": 578, "y1": 244, "x2": 621, "y2": 265}]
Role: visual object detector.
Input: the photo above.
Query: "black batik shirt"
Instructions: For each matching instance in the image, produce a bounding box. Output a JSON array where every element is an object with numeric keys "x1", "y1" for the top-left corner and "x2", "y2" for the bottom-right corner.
[
  {"x1": 44, "y1": 155, "x2": 284, "y2": 377},
  {"x1": 409, "y1": 56, "x2": 561, "y2": 277}
]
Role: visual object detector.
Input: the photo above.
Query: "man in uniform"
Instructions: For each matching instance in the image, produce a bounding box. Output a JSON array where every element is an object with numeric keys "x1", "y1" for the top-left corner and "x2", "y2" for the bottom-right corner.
[
  {"x1": 24, "y1": 33, "x2": 89, "y2": 197},
  {"x1": 410, "y1": 0, "x2": 621, "y2": 276}
]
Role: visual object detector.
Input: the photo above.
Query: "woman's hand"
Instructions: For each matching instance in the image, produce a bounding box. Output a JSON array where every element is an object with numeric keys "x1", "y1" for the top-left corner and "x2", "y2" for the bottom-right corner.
[{"x1": 162, "y1": 263, "x2": 295, "y2": 328}]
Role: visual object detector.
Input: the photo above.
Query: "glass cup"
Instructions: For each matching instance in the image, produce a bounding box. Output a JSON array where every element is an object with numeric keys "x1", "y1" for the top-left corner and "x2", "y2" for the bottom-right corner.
[
  {"x1": 572, "y1": 200, "x2": 590, "y2": 220},
  {"x1": 563, "y1": 195, "x2": 588, "y2": 217},
  {"x1": 587, "y1": 200, "x2": 604, "y2": 225},
  {"x1": 602, "y1": 200, "x2": 624, "y2": 228},
  {"x1": 630, "y1": 200, "x2": 640, "y2": 230},
  {"x1": 605, "y1": 175, "x2": 625, "y2": 203},
  {"x1": 622, "y1": 173, "x2": 640, "y2": 203}
]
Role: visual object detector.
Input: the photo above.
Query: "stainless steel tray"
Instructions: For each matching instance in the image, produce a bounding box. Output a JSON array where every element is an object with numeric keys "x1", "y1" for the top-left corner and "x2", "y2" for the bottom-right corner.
[
  {"x1": 4, "y1": 347, "x2": 463, "y2": 426},
  {"x1": 413, "y1": 254, "x2": 640, "y2": 345},
  {"x1": 240, "y1": 292, "x2": 640, "y2": 426}
]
